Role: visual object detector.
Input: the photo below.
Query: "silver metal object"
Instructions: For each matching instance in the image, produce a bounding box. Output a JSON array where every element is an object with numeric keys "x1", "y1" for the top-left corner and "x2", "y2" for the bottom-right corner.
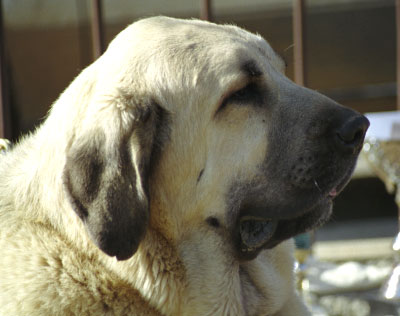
[
  {"x1": 381, "y1": 231, "x2": 400, "y2": 301},
  {"x1": 381, "y1": 262, "x2": 400, "y2": 301},
  {"x1": 363, "y1": 139, "x2": 400, "y2": 301}
]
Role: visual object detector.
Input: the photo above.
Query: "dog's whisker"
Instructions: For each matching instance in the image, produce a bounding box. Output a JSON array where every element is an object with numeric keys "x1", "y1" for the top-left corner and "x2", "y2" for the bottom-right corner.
[
  {"x1": 314, "y1": 179, "x2": 322, "y2": 192},
  {"x1": 283, "y1": 43, "x2": 294, "y2": 53}
]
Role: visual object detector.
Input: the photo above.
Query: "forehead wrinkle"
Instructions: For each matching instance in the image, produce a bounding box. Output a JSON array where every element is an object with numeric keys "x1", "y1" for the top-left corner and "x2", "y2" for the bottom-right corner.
[{"x1": 241, "y1": 59, "x2": 263, "y2": 79}]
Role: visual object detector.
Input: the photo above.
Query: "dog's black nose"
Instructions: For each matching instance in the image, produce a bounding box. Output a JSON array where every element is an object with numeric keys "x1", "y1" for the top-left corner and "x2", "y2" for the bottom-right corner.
[{"x1": 334, "y1": 115, "x2": 369, "y2": 153}]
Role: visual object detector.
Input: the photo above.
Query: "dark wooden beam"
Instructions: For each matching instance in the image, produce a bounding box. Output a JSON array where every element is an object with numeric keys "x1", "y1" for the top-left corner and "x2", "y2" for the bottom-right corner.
[
  {"x1": 0, "y1": 0, "x2": 10, "y2": 139},
  {"x1": 91, "y1": 0, "x2": 105, "y2": 60},
  {"x1": 396, "y1": 0, "x2": 400, "y2": 109},
  {"x1": 200, "y1": 0, "x2": 213, "y2": 22},
  {"x1": 293, "y1": 0, "x2": 307, "y2": 87}
]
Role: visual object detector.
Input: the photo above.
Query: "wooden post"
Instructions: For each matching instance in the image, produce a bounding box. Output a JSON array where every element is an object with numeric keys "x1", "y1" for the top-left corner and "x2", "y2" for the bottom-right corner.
[
  {"x1": 200, "y1": 0, "x2": 213, "y2": 22},
  {"x1": 396, "y1": 0, "x2": 400, "y2": 109},
  {"x1": 91, "y1": 0, "x2": 104, "y2": 60},
  {"x1": 293, "y1": 0, "x2": 307, "y2": 86},
  {"x1": 0, "y1": 0, "x2": 10, "y2": 139}
]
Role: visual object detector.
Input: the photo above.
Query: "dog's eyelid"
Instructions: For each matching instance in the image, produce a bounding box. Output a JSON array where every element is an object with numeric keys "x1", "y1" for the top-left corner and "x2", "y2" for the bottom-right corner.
[
  {"x1": 242, "y1": 60, "x2": 263, "y2": 78},
  {"x1": 231, "y1": 83, "x2": 255, "y2": 98},
  {"x1": 215, "y1": 80, "x2": 263, "y2": 116},
  {"x1": 228, "y1": 81, "x2": 262, "y2": 104}
]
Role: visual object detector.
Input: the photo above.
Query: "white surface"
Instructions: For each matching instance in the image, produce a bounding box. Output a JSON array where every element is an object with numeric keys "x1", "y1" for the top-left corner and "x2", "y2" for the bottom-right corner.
[
  {"x1": 365, "y1": 111, "x2": 400, "y2": 141},
  {"x1": 320, "y1": 262, "x2": 391, "y2": 289},
  {"x1": 306, "y1": 258, "x2": 392, "y2": 295}
]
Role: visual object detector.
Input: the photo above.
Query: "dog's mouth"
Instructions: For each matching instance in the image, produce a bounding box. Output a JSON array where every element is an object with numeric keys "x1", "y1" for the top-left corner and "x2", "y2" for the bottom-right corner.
[
  {"x1": 239, "y1": 216, "x2": 278, "y2": 251},
  {"x1": 235, "y1": 184, "x2": 340, "y2": 261},
  {"x1": 232, "y1": 136, "x2": 363, "y2": 261}
]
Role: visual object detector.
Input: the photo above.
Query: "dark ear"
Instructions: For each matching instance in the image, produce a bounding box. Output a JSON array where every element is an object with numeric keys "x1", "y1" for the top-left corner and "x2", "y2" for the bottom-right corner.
[{"x1": 63, "y1": 110, "x2": 157, "y2": 260}]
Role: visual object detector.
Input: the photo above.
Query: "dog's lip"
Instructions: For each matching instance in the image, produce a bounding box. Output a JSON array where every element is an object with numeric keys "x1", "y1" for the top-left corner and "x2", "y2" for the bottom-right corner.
[
  {"x1": 324, "y1": 165, "x2": 354, "y2": 199},
  {"x1": 236, "y1": 191, "x2": 333, "y2": 260},
  {"x1": 240, "y1": 215, "x2": 272, "y2": 222},
  {"x1": 239, "y1": 216, "x2": 278, "y2": 250},
  {"x1": 329, "y1": 188, "x2": 337, "y2": 196},
  {"x1": 255, "y1": 200, "x2": 331, "y2": 249},
  {"x1": 238, "y1": 216, "x2": 278, "y2": 257},
  {"x1": 328, "y1": 188, "x2": 338, "y2": 198},
  {"x1": 236, "y1": 166, "x2": 354, "y2": 260}
]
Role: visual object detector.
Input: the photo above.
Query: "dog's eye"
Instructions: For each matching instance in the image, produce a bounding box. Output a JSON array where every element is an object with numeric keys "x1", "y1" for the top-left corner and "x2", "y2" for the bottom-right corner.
[
  {"x1": 229, "y1": 83, "x2": 259, "y2": 104},
  {"x1": 218, "y1": 83, "x2": 262, "y2": 113}
]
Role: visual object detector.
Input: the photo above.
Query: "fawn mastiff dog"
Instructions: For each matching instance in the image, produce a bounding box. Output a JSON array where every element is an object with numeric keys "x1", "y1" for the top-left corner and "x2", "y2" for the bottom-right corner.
[{"x1": 0, "y1": 16, "x2": 369, "y2": 315}]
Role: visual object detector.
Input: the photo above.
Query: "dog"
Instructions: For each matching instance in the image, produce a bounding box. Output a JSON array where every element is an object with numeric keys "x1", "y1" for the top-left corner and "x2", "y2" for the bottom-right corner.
[{"x1": 0, "y1": 16, "x2": 369, "y2": 315}]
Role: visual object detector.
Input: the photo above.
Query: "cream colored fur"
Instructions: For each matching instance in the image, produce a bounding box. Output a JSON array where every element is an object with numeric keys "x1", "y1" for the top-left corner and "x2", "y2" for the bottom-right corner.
[{"x1": 0, "y1": 17, "x2": 310, "y2": 315}]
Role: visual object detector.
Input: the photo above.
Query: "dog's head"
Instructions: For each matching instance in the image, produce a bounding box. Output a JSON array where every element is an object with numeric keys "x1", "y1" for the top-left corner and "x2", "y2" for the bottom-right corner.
[{"x1": 62, "y1": 17, "x2": 368, "y2": 261}]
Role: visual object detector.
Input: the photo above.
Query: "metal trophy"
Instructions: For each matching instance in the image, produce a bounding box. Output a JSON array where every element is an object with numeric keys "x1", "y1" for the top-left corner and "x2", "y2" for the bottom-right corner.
[{"x1": 363, "y1": 138, "x2": 400, "y2": 301}]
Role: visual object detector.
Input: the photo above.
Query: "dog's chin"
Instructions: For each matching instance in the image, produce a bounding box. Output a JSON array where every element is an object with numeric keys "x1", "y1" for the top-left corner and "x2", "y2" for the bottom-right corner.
[
  {"x1": 235, "y1": 197, "x2": 333, "y2": 261},
  {"x1": 233, "y1": 160, "x2": 356, "y2": 261}
]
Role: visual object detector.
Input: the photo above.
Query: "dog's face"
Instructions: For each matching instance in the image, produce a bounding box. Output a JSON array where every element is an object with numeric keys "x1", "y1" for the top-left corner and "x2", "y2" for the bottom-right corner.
[{"x1": 63, "y1": 17, "x2": 368, "y2": 262}]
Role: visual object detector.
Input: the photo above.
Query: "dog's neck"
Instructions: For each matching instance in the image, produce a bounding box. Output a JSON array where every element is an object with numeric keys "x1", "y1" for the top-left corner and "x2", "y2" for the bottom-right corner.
[
  {"x1": 102, "y1": 227, "x2": 186, "y2": 316},
  {"x1": 112, "y1": 228, "x2": 253, "y2": 316}
]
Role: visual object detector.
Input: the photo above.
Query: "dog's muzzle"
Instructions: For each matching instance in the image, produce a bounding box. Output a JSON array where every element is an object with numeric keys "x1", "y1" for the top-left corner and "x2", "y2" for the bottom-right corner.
[{"x1": 234, "y1": 109, "x2": 369, "y2": 261}]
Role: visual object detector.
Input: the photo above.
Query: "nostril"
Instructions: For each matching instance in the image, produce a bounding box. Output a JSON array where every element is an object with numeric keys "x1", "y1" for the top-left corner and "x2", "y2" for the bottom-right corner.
[
  {"x1": 336, "y1": 127, "x2": 363, "y2": 145},
  {"x1": 335, "y1": 115, "x2": 369, "y2": 152}
]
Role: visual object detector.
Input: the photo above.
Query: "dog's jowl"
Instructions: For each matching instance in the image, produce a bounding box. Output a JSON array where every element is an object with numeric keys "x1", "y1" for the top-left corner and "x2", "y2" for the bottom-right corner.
[{"x1": 0, "y1": 16, "x2": 368, "y2": 316}]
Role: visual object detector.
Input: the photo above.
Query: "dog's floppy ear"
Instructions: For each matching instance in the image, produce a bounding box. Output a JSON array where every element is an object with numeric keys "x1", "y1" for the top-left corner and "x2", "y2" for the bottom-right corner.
[{"x1": 63, "y1": 97, "x2": 162, "y2": 261}]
